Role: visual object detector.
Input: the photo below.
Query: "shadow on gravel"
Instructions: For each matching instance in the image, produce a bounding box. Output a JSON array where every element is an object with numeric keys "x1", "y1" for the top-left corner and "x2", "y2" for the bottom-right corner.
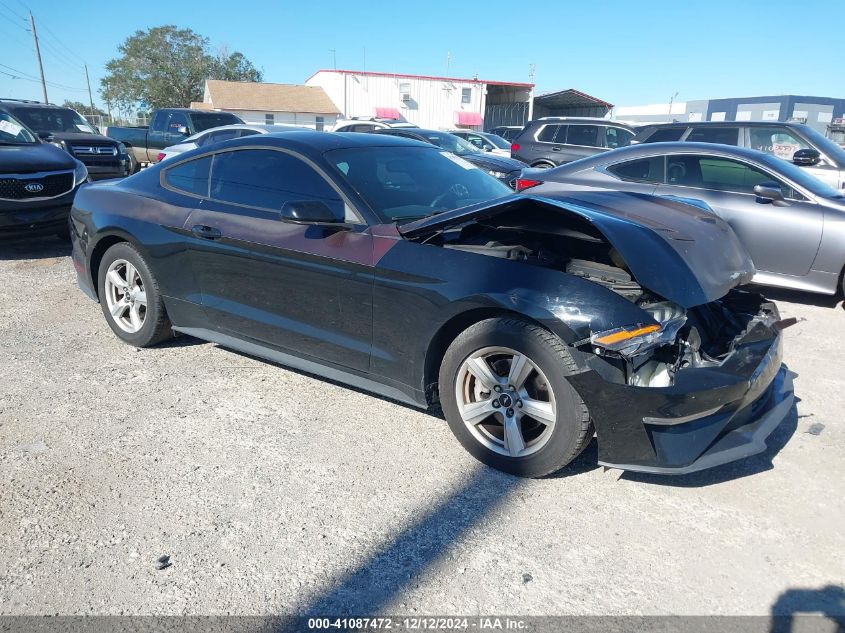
[
  {"x1": 216, "y1": 346, "x2": 446, "y2": 419},
  {"x1": 279, "y1": 466, "x2": 521, "y2": 623},
  {"x1": 750, "y1": 284, "x2": 844, "y2": 310},
  {"x1": 0, "y1": 235, "x2": 71, "y2": 260},
  {"x1": 621, "y1": 400, "x2": 800, "y2": 488},
  {"x1": 770, "y1": 584, "x2": 845, "y2": 632}
]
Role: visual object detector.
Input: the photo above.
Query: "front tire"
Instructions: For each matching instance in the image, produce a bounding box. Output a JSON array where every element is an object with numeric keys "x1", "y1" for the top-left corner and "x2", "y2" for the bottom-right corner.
[
  {"x1": 439, "y1": 317, "x2": 592, "y2": 478},
  {"x1": 97, "y1": 242, "x2": 172, "y2": 347}
]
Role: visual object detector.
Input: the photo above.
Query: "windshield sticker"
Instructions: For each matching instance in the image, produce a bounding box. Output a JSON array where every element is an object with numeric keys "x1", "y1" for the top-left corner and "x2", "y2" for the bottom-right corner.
[
  {"x1": 0, "y1": 120, "x2": 24, "y2": 136},
  {"x1": 440, "y1": 151, "x2": 477, "y2": 170},
  {"x1": 76, "y1": 124, "x2": 91, "y2": 131}
]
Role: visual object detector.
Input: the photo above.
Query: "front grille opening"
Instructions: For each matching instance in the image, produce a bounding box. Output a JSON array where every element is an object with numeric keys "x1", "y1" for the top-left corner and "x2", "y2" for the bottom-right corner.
[{"x1": 0, "y1": 172, "x2": 74, "y2": 200}]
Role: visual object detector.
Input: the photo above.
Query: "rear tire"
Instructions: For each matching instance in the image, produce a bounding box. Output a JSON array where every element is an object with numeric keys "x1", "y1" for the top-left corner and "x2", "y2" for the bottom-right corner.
[
  {"x1": 439, "y1": 317, "x2": 592, "y2": 478},
  {"x1": 97, "y1": 242, "x2": 172, "y2": 347}
]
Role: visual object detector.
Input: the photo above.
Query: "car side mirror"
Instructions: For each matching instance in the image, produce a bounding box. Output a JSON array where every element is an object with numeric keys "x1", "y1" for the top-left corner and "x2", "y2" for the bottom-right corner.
[
  {"x1": 176, "y1": 125, "x2": 188, "y2": 136},
  {"x1": 280, "y1": 200, "x2": 343, "y2": 224},
  {"x1": 753, "y1": 182, "x2": 787, "y2": 206},
  {"x1": 792, "y1": 148, "x2": 820, "y2": 166}
]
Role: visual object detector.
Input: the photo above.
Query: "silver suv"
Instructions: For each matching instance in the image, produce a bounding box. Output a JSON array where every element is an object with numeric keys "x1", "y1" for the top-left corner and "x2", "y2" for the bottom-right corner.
[
  {"x1": 511, "y1": 117, "x2": 636, "y2": 168},
  {"x1": 633, "y1": 121, "x2": 845, "y2": 189}
]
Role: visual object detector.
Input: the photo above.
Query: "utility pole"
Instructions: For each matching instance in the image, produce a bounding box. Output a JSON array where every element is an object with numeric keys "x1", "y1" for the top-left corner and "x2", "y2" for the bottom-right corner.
[
  {"x1": 29, "y1": 11, "x2": 48, "y2": 103},
  {"x1": 84, "y1": 64, "x2": 95, "y2": 115}
]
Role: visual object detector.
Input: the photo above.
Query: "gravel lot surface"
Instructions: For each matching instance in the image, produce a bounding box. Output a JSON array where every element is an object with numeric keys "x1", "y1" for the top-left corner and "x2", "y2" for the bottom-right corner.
[{"x1": 1, "y1": 237, "x2": 843, "y2": 618}]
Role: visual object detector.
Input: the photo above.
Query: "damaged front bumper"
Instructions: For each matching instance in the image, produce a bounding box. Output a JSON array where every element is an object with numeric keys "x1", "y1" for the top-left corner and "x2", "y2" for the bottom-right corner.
[{"x1": 566, "y1": 305, "x2": 795, "y2": 475}]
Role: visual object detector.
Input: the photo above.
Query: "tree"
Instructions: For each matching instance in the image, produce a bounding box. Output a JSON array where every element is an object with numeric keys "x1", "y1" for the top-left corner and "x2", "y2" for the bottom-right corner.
[
  {"x1": 100, "y1": 25, "x2": 262, "y2": 112},
  {"x1": 62, "y1": 100, "x2": 106, "y2": 117}
]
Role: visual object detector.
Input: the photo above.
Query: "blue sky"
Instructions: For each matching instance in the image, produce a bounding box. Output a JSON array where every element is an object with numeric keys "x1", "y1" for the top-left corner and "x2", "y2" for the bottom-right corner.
[{"x1": 0, "y1": 0, "x2": 841, "y2": 112}]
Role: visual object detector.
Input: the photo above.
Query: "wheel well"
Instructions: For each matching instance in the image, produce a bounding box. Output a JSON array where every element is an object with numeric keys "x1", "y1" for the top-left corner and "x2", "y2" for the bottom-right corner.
[
  {"x1": 531, "y1": 160, "x2": 556, "y2": 168},
  {"x1": 88, "y1": 235, "x2": 129, "y2": 298},
  {"x1": 423, "y1": 308, "x2": 542, "y2": 406}
]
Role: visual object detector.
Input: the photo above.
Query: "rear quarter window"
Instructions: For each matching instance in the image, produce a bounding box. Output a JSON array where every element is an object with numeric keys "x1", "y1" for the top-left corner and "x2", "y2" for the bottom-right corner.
[
  {"x1": 537, "y1": 124, "x2": 567, "y2": 143},
  {"x1": 163, "y1": 155, "x2": 212, "y2": 197},
  {"x1": 607, "y1": 156, "x2": 665, "y2": 183}
]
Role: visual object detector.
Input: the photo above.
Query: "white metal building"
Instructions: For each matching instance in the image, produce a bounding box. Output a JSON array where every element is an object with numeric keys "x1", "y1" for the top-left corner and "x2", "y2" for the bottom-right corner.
[
  {"x1": 192, "y1": 80, "x2": 342, "y2": 130},
  {"x1": 304, "y1": 69, "x2": 534, "y2": 131}
]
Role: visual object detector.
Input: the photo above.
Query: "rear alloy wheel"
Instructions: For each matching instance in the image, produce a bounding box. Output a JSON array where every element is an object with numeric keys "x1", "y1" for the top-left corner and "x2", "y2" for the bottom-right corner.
[
  {"x1": 439, "y1": 318, "x2": 592, "y2": 477},
  {"x1": 97, "y1": 242, "x2": 172, "y2": 347}
]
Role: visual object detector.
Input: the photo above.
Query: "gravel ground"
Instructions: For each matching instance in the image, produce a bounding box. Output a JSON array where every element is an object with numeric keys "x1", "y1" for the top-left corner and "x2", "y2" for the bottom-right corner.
[{"x1": 1, "y1": 237, "x2": 843, "y2": 618}]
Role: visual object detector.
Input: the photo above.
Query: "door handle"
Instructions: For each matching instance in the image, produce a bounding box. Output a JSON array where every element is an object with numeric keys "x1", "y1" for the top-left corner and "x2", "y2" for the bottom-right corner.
[
  {"x1": 551, "y1": 146, "x2": 562, "y2": 151},
  {"x1": 191, "y1": 224, "x2": 222, "y2": 240}
]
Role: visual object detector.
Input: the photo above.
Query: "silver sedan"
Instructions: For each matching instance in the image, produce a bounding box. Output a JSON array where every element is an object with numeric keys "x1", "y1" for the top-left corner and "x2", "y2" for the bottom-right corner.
[
  {"x1": 518, "y1": 142, "x2": 845, "y2": 296},
  {"x1": 158, "y1": 123, "x2": 308, "y2": 161}
]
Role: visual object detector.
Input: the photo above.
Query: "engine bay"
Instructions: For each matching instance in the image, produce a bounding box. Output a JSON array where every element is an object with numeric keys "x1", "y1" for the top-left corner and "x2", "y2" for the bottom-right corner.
[{"x1": 422, "y1": 213, "x2": 774, "y2": 389}]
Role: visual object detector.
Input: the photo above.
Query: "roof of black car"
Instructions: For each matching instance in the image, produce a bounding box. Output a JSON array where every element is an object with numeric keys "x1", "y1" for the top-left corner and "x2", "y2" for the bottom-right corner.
[{"x1": 221, "y1": 130, "x2": 432, "y2": 153}]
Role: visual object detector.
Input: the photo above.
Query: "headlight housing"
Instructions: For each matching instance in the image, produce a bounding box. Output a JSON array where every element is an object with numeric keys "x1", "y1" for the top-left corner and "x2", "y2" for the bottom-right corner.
[
  {"x1": 49, "y1": 139, "x2": 66, "y2": 150},
  {"x1": 488, "y1": 170, "x2": 507, "y2": 179},
  {"x1": 116, "y1": 142, "x2": 128, "y2": 155},
  {"x1": 73, "y1": 161, "x2": 89, "y2": 187}
]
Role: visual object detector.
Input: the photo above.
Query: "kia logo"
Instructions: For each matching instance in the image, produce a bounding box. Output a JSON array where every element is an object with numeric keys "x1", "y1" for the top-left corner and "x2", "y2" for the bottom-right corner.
[{"x1": 24, "y1": 183, "x2": 44, "y2": 193}]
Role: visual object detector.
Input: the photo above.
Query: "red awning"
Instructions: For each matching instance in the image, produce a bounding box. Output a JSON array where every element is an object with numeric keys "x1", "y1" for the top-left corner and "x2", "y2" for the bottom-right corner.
[
  {"x1": 455, "y1": 111, "x2": 483, "y2": 126},
  {"x1": 375, "y1": 107, "x2": 402, "y2": 119}
]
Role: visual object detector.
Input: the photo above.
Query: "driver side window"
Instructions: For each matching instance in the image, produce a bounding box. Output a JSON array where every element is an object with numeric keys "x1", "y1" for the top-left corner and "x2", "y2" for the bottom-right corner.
[
  {"x1": 667, "y1": 155, "x2": 806, "y2": 200},
  {"x1": 209, "y1": 149, "x2": 359, "y2": 221}
]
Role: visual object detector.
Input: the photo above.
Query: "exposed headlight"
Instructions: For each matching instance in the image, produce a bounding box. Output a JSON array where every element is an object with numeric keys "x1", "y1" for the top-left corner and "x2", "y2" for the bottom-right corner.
[
  {"x1": 49, "y1": 140, "x2": 66, "y2": 150},
  {"x1": 488, "y1": 170, "x2": 507, "y2": 179},
  {"x1": 116, "y1": 142, "x2": 128, "y2": 155},
  {"x1": 74, "y1": 161, "x2": 89, "y2": 187},
  {"x1": 591, "y1": 324, "x2": 663, "y2": 355}
]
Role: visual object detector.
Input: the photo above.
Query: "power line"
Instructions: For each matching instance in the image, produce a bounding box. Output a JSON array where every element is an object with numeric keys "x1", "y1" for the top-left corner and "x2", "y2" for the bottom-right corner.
[
  {"x1": 0, "y1": 62, "x2": 87, "y2": 92},
  {"x1": 0, "y1": 0, "x2": 27, "y2": 21}
]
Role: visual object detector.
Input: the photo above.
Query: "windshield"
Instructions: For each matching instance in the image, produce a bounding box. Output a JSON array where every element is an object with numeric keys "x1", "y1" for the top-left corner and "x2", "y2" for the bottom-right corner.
[
  {"x1": 485, "y1": 133, "x2": 512, "y2": 149},
  {"x1": 0, "y1": 111, "x2": 38, "y2": 145},
  {"x1": 797, "y1": 125, "x2": 845, "y2": 168},
  {"x1": 12, "y1": 107, "x2": 98, "y2": 134},
  {"x1": 192, "y1": 112, "x2": 243, "y2": 133},
  {"x1": 418, "y1": 131, "x2": 481, "y2": 156},
  {"x1": 326, "y1": 146, "x2": 511, "y2": 221}
]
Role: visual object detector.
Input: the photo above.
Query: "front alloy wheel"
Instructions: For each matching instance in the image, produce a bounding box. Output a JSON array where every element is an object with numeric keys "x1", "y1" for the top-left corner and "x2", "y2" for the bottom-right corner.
[
  {"x1": 439, "y1": 317, "x2": 592, "y2": 477},
  {"x1": 455, "y1": 347, "x2": 556, "y2": 458}
]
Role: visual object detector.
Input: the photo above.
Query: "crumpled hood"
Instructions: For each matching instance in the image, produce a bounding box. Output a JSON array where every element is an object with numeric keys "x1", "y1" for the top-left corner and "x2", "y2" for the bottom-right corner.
[{"x1": 398, "y1": 190, "x2": 755, "y2": 308}]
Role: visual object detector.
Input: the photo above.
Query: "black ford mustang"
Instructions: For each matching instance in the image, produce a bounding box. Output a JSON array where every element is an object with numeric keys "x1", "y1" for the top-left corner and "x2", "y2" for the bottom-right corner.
[{"x1": 70, "y1": 131, "x2": 794, "y2": 477}]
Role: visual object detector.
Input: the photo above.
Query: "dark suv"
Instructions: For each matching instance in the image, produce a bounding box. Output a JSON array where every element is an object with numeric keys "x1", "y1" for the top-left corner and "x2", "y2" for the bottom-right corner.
[
  {"x1": 0, "y1": 108, "x2": 89, "y2": 238},
  {"x1": 632, "y1": 120, "x2": 845, "y2": 190},
  {"x1": 0, "y1": 99, "x2": 129, "y2": 180},
  {"x1": 511, "y1": 117, "x2": 636, "y2": 168}
]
